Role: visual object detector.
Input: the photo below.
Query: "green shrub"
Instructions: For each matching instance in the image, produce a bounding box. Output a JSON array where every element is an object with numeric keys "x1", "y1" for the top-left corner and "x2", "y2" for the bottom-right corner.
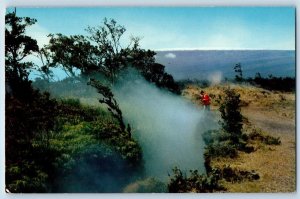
[
  {"x1": 6, "y1": 92, "x2": 143, "y2": 192},
  {"x1": 6, "y1": 89, "x2": 59, "y2": 193},
  {"x1": 168, "y1": 167, "x2": 225, "y2": 193},
  {"x1": 204, "y1": 141, "x2": 238, "y2": 159},
  {"x1": 219, "y1": 88, "x2": 243, "y2": 144},
  {"x1": 212, "y1": 165, "x2": 260, "y2": 183},
  {"x1": 202, "y1": 88, "x2": 254, "y2": 161}
]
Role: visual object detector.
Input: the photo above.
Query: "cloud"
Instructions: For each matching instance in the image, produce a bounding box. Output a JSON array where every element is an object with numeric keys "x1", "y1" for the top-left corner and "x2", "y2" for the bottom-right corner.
[{"x1": 164, "y1": 52, "x2": 176, "y2": 59}]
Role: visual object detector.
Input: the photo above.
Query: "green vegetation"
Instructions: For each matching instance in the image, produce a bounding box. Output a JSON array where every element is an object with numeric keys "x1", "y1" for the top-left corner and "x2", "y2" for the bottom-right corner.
[
  {"x1": 248, "y1": 128, "x2": 281, "y2": 145},
  {"x1": 219, "y1": 89, "x2": 243, "y2": 139},
  {"x1": 6, "y1": 11, "x2": 149, "y2": 193},
  {"x1": 211, "y1": 165, "x2": 260, "y2": 183},
  {"x1": 169, "y1": 86, "x2": 260, "y2": 192},
  {"x1": 46, "y1": 18, "x2": 180, "y2": 94},
  {"x1": 168, "y1": 167, "x2": 225, "y2": 193},
  {"x1": 203, "y1": 88, "x2": 251, "y2": 161},
  {"x1": 51, "y1": 100, "x2": 143, "y2": 192},
  {"x1": 5, "y1": 11, "x2": 39, "y2": 99},
  {"x1": 6, "y1": 10, "x2": 288, "y2": 193},
  {"x1": 6, "y1": 92, "x2": 143, "y2": 192},
  {"x1": 202, "y1": 87, "x2": 281, "y2": 161},
  {"x1": 167, "y1": 165, "x2": 259, "y2": 193},
  {"x1": 247, "y1": 73, "x2": 295, "y2": 92},
  {"x1": 88, "y1": 78, "x2": 129, "y2": 133},
  {"x1": 232, "y1": 63, "x2": 295, "y2": 92},
  {"x1": 6, "y1": 91, "x2": 57, "y2": 192}
]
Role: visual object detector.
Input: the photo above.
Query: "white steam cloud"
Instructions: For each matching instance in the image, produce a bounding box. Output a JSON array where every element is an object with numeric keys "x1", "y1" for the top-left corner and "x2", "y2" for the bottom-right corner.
[
  {"x1": 164, "y1": 53, "x2": 176, "y2": 59},
  {"x1": 114, "y1": 69, "x2": 218, "y2": 180},
  {"x1": 208, "y1": 71, "x2": 223, "y2": 85}
]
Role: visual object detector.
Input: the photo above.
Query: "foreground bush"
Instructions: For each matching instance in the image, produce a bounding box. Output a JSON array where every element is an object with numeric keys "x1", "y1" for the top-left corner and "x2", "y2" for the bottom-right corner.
[
  {"x1": 50, "y1": 99, "x2": 143, "y2": 192},
  {"x1": 6, "y1": 92, "x2": 143, "y2": 192},
  {"x1": 6, "y1": 89, "x2": 58, "y2": 192}
]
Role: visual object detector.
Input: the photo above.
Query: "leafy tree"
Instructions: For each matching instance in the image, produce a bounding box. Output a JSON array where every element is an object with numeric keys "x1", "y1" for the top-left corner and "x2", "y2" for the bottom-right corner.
[
  {"x1": 46, "y1": 18, "x2": 180, "y2": 93},
  {"x1": 5, "y1": 11, "x2": 39, "y2": 96},
  {"x1": 5, "y1": 13, "x2": 144, "y2": 193},
  {"x1": 234, "y1": 63, "x2": 243, "y2": 82},
  {"x1": 127, "y1": 42, "x2": 180, "y2": 94},
  {"x1": 5, "y1": 11, "x2": 59, "y2": 192},
  {"x1": 34, "y1": 47, "x2": 55, "y2": 81},
  {"x1": 46, "y1": 18, "x2": 129, "y2": 83},
  {"x1": 46, "y1": 34, "x2": 101, "y2": 78},
  {"x1": 86, "y1": 18, "x2": 128, "y2": 83}
]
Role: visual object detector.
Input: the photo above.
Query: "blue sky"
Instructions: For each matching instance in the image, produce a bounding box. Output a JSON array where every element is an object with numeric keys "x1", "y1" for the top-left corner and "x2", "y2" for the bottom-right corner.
[{"x1": 7, "y1": 7, "x2": 295, "y2": 50}]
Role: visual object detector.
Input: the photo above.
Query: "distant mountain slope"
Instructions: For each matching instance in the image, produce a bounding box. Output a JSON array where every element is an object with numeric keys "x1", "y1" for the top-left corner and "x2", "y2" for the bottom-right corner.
[{"x1": 155, "y1": 50, "x2": 295, "y2": 80}]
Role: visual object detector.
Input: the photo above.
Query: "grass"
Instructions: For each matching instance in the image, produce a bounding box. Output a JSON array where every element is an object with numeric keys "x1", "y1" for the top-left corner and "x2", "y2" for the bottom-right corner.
[
  {"x1": 211, "y1": 142, "x2": 295, "y2": 192},
  {"x1": 183, "y1": 83, "x2": 295, "y2": 113},
  {"x1": 182, "y1": 83, "x2": 295, "y2": 192}
]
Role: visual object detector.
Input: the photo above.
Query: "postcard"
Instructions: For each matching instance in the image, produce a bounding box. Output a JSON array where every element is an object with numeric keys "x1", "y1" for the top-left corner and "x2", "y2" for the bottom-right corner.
[{"x1": 5, "y1": 6, "x2": 295, "y2": 193}]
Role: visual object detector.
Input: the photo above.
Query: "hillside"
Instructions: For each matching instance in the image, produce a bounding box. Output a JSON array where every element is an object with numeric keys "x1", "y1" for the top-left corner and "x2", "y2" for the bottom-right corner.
[{"x1": 182, "y1": 83, "x2": 295, "y2": 192}]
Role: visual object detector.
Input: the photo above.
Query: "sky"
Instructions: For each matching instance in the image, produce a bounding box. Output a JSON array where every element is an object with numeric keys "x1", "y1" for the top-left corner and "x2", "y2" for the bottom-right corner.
[{"x1": 6, "y1": 7, "x2": 295, "y2": 50}]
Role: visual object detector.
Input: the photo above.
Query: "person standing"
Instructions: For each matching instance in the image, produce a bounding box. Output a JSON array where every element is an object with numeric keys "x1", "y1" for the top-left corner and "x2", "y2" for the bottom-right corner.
[{"x1": 200, "y1": 90, "x2": 211, "y2": 111}]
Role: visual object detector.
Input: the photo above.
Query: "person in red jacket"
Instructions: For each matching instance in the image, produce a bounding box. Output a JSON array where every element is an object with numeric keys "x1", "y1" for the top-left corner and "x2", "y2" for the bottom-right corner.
[{"x1": 200, "y1": 90, "x2": 211, "y2": 111}]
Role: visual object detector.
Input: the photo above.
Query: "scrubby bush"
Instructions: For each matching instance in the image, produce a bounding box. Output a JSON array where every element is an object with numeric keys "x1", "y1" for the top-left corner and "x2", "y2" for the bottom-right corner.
[
  {"x1": 203, "y1": 129, "x2": 232, "y2": 146},
  {"x1": 248, "y1": 128, "x2": 281, "y2": 145},
  {"x1": 203, "y1": 88, "x2": 252, "y2": 161},
  {"x1": 204, "y1": 141, "x2": 238, "y2": 159},
  {"x1": 168, "y1": 167, "x2": 225, "y2": 193},
  {"x1": 213, "y1": 165, "x2": 260, "y2": 183},
  {"x1": 219, "y1": 88, "x2": 243, "y2": 142}
]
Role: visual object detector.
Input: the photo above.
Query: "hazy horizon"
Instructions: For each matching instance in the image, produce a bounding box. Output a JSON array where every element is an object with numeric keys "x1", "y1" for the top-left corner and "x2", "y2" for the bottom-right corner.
[{"x1": 155, "y1": 50, "x2": 295, "y2": 80}]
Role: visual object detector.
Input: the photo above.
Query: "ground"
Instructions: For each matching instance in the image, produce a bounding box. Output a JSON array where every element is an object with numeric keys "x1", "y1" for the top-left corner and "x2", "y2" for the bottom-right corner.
[{"x1": 183, "y1": 83, "x2": 295, "y2": 192}]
